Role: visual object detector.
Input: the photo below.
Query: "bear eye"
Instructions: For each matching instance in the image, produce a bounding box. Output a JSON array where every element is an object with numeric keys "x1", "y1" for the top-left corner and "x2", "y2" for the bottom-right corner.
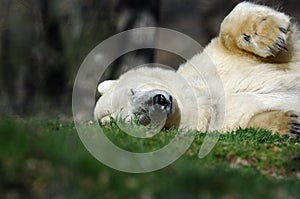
[{"x1": 243, "y1": 34, "x2": 251, "y2": 42}]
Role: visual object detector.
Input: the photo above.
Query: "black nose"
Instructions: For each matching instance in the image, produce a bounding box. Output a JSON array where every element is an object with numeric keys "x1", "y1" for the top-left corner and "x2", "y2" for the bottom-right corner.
[{"x1": 153, "y1": 94, "x2": 168, "y2": 106}]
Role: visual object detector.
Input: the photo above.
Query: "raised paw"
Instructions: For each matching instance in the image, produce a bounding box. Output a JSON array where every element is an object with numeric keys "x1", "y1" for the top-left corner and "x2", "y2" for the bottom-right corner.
[
  {"x1": 221, "y1": 2, "x2": 291, "y2": 58},
  {"x1": 240, "y1": 14, "x2": 290, "y2": 58}
]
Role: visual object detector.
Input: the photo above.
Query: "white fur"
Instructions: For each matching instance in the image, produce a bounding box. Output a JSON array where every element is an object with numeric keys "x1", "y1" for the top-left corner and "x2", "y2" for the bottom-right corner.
[{"x1": 94, "y1": 2, "x2": 300, "y2": 132}]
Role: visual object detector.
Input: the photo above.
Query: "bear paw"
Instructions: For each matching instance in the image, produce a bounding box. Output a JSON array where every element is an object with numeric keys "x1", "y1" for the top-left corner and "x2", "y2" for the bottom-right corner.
[
  {"x1": 238, "y1": 13, "x2": 290, "y2": 58},
  {"x1": 247, "y1": 110, "x2": 300, "y2": 136}
]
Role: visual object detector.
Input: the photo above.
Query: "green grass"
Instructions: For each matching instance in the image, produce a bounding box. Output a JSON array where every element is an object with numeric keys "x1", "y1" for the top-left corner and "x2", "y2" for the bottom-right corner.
[{"x1": 0, "y1": 116, "x2": 299, "y2": 199}]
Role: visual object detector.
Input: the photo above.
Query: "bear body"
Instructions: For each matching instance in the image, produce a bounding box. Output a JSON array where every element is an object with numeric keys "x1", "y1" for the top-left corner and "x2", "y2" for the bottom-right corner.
[{"x1": 95, "y1": 2, "x2": 300, "y2": 136}]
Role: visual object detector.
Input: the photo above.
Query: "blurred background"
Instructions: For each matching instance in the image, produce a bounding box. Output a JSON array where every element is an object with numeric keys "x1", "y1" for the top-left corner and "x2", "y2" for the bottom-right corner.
[
  {"x1": 1, "y1": 0, "x2": 300, "y2": 118},
  {"x1": 1, "y1": 1, "x2": 300, "y2": 199}
]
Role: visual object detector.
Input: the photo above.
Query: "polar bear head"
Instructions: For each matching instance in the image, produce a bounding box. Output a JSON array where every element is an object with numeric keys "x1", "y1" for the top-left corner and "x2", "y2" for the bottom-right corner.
[
  {"x1": 94, "y1": 67, "x2": 203, "y2": 130},
  {"x1": 94, "y1": 67, "x2": 184, "y2": 128}
]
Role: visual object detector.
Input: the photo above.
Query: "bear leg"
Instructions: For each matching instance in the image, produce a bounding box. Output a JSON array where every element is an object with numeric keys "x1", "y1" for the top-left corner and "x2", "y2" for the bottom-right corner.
[{"x1": 247, "y1": 110, "x2": 300, "y2": 137}]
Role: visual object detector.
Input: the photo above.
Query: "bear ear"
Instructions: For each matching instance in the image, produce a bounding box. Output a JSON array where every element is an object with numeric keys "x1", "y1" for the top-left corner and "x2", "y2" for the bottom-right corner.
[{"x1": 97, "y1": 80, "x2": 118, "y2": 95}]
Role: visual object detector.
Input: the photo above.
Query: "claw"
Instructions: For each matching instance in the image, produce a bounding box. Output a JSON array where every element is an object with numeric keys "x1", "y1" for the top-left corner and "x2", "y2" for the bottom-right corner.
[
  {"x1": 279, "y1": 27, "x2": 288, "y2": 34},
  {"x1": 290, "y1": 113, "x2": 299, "y2": 118},
  {"x1": 290, "y1": 129, "x2": 300, "y2": 135},
  {"x1": 268, "y1": 47, "x2": 277, "y2": 56},
  {"x1": 274, "y1": 43, "x2": 288, "y2": 52},
  {"x1": 274, "y1": 43, "x2": 284, "y2": 51},
  {"x1": 291, "y1": 125, "x2": 300, "y2": 131},
  {"x1": 278, "y1": 37, "x2": 286, "y2": 45},
  {"x1": 276, "y1": 37, "x2": 288, "y2": 51},
  {"x1": 290, "y1": 120, "x2": 300, "y2": 125}
]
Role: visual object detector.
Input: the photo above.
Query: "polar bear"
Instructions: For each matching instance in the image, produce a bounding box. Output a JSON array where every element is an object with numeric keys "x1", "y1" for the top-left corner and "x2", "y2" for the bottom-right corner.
[{"x1": 95, "y1": 2, "x2": 300, "y2": 136}]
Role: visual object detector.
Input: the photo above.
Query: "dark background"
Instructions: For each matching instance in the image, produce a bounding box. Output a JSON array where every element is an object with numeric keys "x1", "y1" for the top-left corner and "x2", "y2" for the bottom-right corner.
[{"x1": 1, "y1": 0, "x2": 300, "y2": 118}]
